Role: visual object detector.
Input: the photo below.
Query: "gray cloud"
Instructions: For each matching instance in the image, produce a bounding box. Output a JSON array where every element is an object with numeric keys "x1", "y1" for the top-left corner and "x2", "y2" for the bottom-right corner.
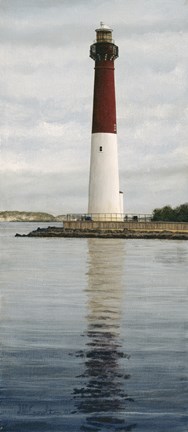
[
  {"x1": 0, "y1": 22, "x2": 89, "y2": 47},
  {"x1": 0, "y1": 170, "x2": 88, "y2": 214},
  {"x1": 0, "y1": 0, "x2": 95, "y2": 10}
]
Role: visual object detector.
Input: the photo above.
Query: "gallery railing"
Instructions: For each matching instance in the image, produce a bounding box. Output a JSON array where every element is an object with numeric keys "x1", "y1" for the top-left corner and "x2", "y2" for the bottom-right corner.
[{"x1": 65, "y1": 213, "x2": 152, "y2": 222}]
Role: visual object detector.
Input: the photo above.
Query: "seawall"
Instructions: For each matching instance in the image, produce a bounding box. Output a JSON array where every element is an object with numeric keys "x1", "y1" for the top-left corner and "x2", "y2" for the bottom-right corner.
[
  {"x1": 63, "y1": 220, "x2": 188, "y2": 233},
  {"x1": 15, "y1": 221, "x2": 188, "y2": 239}
]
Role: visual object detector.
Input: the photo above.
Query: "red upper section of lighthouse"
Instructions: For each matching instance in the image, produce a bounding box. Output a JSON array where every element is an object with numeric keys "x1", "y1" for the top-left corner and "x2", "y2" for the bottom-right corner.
[{"x1": 90, "y1": 23, "x2": 119, "y2": 134}]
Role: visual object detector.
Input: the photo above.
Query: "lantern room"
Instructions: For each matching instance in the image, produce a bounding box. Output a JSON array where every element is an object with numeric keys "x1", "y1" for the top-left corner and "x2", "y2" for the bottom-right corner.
[{"x1": 95, "y1": 22, "x2": 113, "y2": 43}]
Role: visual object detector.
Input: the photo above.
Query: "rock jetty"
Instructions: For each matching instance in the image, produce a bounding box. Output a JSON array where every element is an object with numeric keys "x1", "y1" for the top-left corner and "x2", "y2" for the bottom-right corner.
[{"x1": 15, "y1": 226, "x2": 188, "y2": 240}]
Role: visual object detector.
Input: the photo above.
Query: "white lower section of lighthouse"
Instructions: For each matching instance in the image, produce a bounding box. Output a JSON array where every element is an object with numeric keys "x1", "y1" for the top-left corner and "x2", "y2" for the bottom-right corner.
[{"x1": 88, "y1": 133, "x2": 123, "y2": 220}]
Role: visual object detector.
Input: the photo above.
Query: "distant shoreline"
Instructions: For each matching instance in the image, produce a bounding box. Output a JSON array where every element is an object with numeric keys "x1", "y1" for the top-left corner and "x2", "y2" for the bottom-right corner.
[{"x1": 0, "y1": 211, "x2": 65, "y2": 222}]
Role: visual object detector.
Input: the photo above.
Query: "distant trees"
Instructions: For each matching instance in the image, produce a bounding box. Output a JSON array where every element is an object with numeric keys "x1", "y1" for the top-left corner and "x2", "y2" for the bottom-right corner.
[{"x1": 152, "y1": 204, "x2": 188, "y2": 222}]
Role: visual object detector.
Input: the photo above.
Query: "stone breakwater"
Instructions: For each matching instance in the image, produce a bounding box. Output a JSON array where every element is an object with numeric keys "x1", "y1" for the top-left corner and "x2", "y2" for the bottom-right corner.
[{"x1": 15, "y1": 226, "x2": 188, "y2": 240}]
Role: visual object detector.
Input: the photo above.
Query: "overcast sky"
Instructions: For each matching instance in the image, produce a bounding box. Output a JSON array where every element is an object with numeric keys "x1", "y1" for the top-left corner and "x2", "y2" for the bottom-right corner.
[{"x1": 0, "y1": 0, "x2": 187, "y2": 214}]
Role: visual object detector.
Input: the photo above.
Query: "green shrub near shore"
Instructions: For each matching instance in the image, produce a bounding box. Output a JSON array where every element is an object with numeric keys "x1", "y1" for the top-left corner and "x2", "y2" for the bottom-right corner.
[{"x1": 152, "y1": 204, "x2": 188, "y2": 222}]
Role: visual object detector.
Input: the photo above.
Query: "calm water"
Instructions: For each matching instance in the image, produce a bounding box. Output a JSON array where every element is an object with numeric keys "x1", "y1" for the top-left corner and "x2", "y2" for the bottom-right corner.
[{"x1": 0, "y1": 222, "x2": 188, "y2": 432}]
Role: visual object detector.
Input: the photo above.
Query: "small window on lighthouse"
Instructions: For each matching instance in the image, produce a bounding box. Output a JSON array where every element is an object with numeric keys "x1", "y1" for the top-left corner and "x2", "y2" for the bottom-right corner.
[{"x1": 99, "y1": 146, "x2": 103, "y2": 152}]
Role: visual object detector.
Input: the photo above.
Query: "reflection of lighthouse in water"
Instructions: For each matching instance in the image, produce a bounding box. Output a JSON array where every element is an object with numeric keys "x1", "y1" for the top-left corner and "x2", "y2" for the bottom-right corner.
[{"x1": 73, "y1": 239, "x2": 136, "y2": 431}]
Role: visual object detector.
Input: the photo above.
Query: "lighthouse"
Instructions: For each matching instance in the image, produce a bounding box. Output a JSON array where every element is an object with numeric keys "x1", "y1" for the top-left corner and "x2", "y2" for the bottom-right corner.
[{"x1": 88, "y1": 22, "x2": 123, "y2": 220}]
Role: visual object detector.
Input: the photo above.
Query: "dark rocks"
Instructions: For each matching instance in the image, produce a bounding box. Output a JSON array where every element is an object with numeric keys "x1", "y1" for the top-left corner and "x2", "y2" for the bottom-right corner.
[{"x1": 15, "y1": 226, "x2": 188, "y2": 240}]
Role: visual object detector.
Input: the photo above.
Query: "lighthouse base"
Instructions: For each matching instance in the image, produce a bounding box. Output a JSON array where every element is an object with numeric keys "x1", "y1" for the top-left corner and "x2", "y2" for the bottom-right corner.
[
  {"x1": 88, "y1": 133, "x2": 122, "y2": 220},
  {"x1": 88, "y1": 213, "x2": 124, "y2": 222}
]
